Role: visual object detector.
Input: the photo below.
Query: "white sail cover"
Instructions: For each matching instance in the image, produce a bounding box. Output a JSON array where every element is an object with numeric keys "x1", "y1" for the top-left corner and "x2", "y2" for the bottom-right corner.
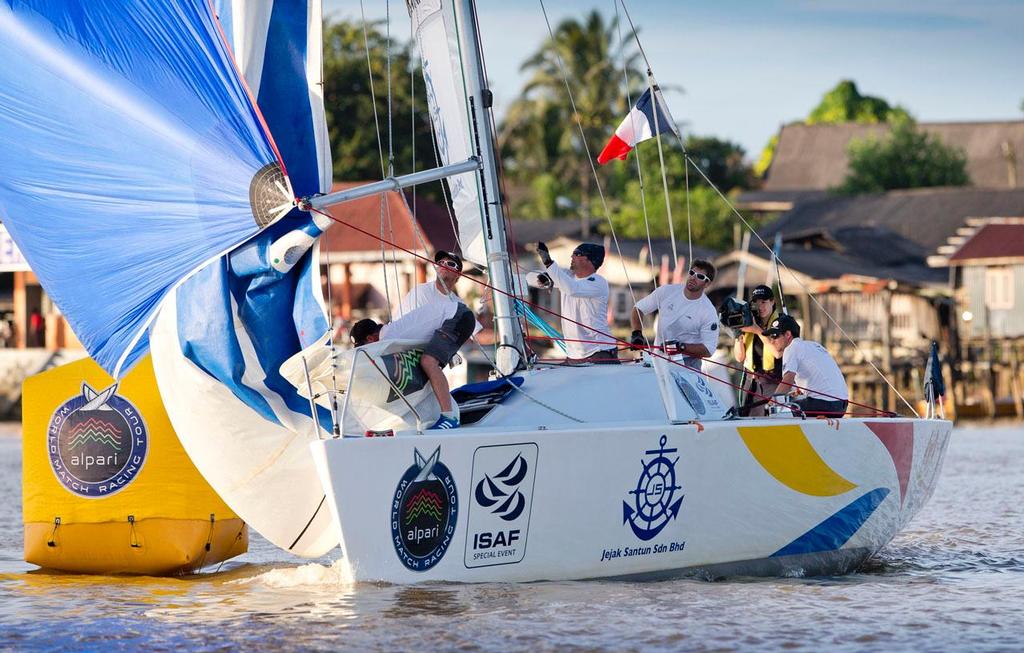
[
  {"x1": 150, "y1": 0, "x2": 338, "y2": 558},
  {"x1": 408, "y1": 0, "x2": 487, "y2": 265}
]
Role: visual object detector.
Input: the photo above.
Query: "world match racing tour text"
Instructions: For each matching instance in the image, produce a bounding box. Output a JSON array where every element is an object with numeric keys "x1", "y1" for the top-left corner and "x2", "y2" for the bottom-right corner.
[{"x1": 600, "y1": 541, "x2": 686, "y2": 562}]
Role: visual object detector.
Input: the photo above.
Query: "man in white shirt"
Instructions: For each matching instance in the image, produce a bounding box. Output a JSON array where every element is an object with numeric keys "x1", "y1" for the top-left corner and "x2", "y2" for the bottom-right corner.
[
  {"x1": 630, "y1": 259, "x2": 720, "y2": 368},
  {"x1": 350, "y1": 300, "x2": 476, "y2": 429},
  {"x1": 398, "y1": 250, "x2": 463, "y2": 316},
  {"x1": 763, "y1": 314, "x2": 849, "y2": 418},
  {"x1": 537, "y1": 241, "x2": 618, "y2": 364}
]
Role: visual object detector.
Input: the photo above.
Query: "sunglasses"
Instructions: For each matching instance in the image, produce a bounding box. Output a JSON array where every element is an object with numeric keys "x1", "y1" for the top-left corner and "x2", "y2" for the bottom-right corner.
[
  {"x1": 437, "y1": 259, "x2": 461, "y2": 271},
  {"x1": 688, "y1": 269, "x2": 711, "y2": 283}
]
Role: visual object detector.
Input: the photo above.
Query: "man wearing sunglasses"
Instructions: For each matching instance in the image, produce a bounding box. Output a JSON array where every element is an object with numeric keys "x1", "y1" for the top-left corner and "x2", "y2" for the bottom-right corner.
[
  {"x1": 537, "y1": 241, "x2": 618, "y2": 364},
  {"x1": 630, "y1": 259, "x2": 719, "y2": 369},
  {"x1": 398, "y1": 250, "x2": 465, "y2": 316},
  {"x1": 763, "y1": 314, "x2": 849, "y2": 418}
]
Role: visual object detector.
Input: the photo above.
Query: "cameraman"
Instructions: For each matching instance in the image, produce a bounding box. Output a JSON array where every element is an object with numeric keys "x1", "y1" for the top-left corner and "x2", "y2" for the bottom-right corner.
[{"x1": 733, "y1": 285, "x2": 781, "y2": 416}]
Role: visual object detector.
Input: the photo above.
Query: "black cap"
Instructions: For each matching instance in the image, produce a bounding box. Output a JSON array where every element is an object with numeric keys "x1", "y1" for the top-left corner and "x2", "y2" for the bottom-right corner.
[
  {"x1": 572, "y1": 243, "x2": 605, "y2": 269},
  {"x1": 434, "y1": 250, "x2": 463, "y2": 271},
  {"x1": 350, "y1": 318, "x2": 382, "y2": 346},
  {"x1": 763, "y1": 313, "x2": 800, "y2": 338},
  {"x1": 750, "y1": 285, "x2": 774, "y2": 301}
]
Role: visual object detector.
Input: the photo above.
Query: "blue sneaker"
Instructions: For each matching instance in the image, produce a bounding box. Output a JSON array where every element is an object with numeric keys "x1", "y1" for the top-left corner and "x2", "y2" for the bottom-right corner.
[{"x1": 428, "y1": 415, "x2": 460, "y2": 430}]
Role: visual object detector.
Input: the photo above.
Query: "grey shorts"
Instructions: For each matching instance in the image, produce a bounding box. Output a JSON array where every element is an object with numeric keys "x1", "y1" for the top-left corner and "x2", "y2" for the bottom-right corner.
[{"x1": 422, "y1": 304, "x2": 475, "y2": 364}]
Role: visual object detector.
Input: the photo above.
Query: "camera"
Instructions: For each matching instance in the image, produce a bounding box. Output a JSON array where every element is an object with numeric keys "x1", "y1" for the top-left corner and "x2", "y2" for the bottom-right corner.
[{"x1": 718, "y1": 296, "x2": 752, "y2": 331}]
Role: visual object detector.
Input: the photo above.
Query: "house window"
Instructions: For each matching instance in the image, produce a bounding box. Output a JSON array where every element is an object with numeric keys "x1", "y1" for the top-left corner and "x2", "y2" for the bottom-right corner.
[{"x1": 984, "y1": 267, "x2": 1015, "y2": 310}]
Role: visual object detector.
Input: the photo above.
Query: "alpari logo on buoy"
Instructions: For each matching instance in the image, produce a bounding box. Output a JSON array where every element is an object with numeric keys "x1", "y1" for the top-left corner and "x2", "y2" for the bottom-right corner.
[
  {"x1": 391, "y1": 446, "x2": 458, "y2": 572},
  {"x1": 47, "y1": 382, "x2": 148, "y2": 497}
]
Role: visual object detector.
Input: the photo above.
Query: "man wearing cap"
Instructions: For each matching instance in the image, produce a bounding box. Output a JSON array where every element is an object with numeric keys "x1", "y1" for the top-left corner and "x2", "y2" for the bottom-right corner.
[
  {"x1": 398, "y1": 250, "x2": 464, "y2": 316},
  {"x1": 734, "y1": 285, "x2": 782, "y2": 416},
  {"x1": 630, "y1": 259, "x2": 720, "y2": 369},
  {"x1": 763, "y1": 314, "x2": 850, "y2": 418},
  {"x1": 537, "y1": 241, "x2": 618, "y2": 364},
  {"x1": 349, "y1": 299, "x2": 477, "y2": 429}
]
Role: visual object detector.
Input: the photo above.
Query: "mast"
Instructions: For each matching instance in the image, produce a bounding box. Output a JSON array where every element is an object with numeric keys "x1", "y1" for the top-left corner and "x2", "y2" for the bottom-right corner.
[{"x1": 454, "y1": 0, "x2": 525, "y2": 375}]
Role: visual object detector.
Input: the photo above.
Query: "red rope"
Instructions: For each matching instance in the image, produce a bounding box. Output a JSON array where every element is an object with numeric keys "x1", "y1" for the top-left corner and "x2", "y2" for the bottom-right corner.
[{"x1": 308, "y1": 206, "x2": 896, "y2": 418}]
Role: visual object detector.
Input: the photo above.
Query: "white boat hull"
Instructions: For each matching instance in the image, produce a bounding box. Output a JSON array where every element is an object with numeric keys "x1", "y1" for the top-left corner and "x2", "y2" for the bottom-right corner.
[{"x1": 312, "y1": 415, "x2": 951, "y2": 583}]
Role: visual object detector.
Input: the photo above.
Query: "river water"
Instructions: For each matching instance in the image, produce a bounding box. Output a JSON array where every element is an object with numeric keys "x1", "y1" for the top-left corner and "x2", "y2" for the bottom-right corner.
[{"x1": 1, "y1": 423, "x2": 1021, "y2": 652}]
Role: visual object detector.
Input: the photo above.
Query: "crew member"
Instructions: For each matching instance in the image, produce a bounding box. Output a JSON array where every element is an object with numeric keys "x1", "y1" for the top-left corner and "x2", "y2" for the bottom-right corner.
[
  {"x1": 630, "y1": 259, "x2": 719, "y2": 369},
  {"x1": 537, "y1": 241, "x2": 618, "y2": 364},
  {"x1": 734, "y1": 285, "x2": 781, "y2": 416},
  {"x1": 763, "y1": 314, "x2": 849, "y2": 418},
  {"x1": 350, "y1": 300, "x2": 476, "y2": 429},
  {"x1": 398, "y1": 250, "x2": 464, "y2": 315}
]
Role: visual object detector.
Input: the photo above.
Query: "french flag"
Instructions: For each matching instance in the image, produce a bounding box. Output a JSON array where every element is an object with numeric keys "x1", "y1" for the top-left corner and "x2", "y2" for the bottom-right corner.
[{"x1": 597, "y1": 87, "x2": 678, "y2": 165}]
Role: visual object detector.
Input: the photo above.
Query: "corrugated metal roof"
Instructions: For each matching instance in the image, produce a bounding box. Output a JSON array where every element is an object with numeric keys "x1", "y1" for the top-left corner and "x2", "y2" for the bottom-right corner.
[
  {"x1": 949, "y1": 223, "x2": 1024, "y2": 262},
  {"x1": 319, "y1": 182, "x2": 458, "y2": 254},
  {"x1": 759, "y1": 187, "x2": 1024, "y2": 254},
  {"x1": 764, "y1": 121, "x2": 1024, "y2": 191}
]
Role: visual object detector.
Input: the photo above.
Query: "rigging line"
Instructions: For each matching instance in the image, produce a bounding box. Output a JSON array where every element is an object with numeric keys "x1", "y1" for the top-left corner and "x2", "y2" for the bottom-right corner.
[
  {"x1": 358, "y1": 0, "x2": 387, "y2": 178},
  {"x1": 308, "y1": 205, "x2": 893, "y2": 416},
  {"x1": 378, "y1": 195, "x2": 393, "y2": 322},
  {"x1": 410, "y1": 27, "x2": 464, "y2": 255},
  {"x1": 470, "y1": 340, "x2": 585, "y2": 423},
  {"x1": 403, "y1": 27, "x2": 434, "y2": 286},
  {"x1": 409, "y1": 17, "x2": 417, "y2": 248},
  {"x1": 647, "y1": 73, "x2": 680, "y2": 270},
  {"x1": 613, "y1": 0, "x2": 656, "y2": 286},
  {"x1": 684, "y1": 147, "x2": 693, "y2": 266},
  {"x1": 536, "y1": 0, "x2": 641, "y2": 314},
  {"x1": 467, "y1": 0, "x2": 531, "y2": 350},
  {"x1": 385, "y1": 0, "x2": 394, "y2": 176},
  {"x1": 682, "y1": 156, "x2": 920, "y2": 417},
  {"x1": 616, "y1": 0, "x2": 653, "y2": 75}
]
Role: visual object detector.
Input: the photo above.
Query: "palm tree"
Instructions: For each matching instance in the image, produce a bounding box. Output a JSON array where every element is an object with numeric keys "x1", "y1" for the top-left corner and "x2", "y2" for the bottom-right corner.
[{"x1": 499, "y1": 11, "x2": 644, "y2": 226}]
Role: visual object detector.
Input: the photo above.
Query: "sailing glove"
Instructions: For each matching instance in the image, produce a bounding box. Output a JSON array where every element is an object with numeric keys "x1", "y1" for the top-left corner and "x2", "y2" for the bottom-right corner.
[
  {"x1": 630, "y1": 329, "x2": 648, "y2": 350},
  {"x1": 536, "y1": 241, "x2": 553, "y2": 267}
]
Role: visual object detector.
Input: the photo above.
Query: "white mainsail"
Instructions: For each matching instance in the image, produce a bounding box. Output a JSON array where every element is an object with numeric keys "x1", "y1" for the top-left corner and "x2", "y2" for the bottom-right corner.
[{"x1": 409, "y1": 0, "x2": 487, "y2": 265}]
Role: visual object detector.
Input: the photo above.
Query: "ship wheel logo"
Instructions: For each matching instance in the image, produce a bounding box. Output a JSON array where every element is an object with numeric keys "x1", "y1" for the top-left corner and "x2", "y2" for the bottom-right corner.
[{"x1": 623, "y1": 435, "x2": 684, "y2": 541}]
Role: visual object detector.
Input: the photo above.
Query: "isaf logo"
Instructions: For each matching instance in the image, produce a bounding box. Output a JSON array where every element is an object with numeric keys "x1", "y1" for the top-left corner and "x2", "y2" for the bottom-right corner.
[
  {"x1": 474, "y1": 452, "x2": 529, "y2": 520},
  {"x1": 465, "y1": 444, "x2": 537, "y2": 568},
  {"x1": 391, "y1": 447, "x2": 458, "y2": 572},
  {"x1": 623, "y1": 435, "x2": 683, "y2": 541},
  {"x1": 47, "y1": 382, "x2": 148, "y2": 497}
]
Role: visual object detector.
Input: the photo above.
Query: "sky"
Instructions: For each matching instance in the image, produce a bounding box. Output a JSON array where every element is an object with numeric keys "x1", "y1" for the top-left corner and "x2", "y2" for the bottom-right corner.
[{"x1": 325, "y1": 0, "x2": 1024, "y2": 160}]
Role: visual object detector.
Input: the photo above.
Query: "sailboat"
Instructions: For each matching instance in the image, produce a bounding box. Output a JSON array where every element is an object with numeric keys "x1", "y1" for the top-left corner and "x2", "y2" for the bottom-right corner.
[{"x1": 0, "y1": 0, "x2": 951, "y2": 583}]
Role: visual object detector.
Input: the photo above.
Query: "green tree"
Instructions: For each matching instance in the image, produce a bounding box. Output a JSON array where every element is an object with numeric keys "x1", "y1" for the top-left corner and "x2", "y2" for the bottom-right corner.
[
  {"x1": 837, "y1": 120, "x2": 970, "y2": 194},
  {"x1": 322, "y1": 21, "x2": 437, "y2": 186},
  {"x1": 755, "y1": 80, "x2": 910, "y2": 177},
  {"x1": 608, "y1": 141, "x2": 759, "y2": 252},
  {"x1": 499, "y1": 11, "x2": 644, "y2": 219}
]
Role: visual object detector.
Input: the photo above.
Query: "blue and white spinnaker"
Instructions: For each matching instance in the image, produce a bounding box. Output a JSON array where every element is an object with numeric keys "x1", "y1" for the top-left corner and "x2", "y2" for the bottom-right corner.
[{"x1": 0, "y1": 0, "x2": 289, "y2": 375}]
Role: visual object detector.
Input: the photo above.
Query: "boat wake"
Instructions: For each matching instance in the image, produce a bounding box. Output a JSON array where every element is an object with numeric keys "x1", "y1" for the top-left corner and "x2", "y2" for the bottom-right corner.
[{"x1": 228, "y1": 559, "x2": 355, "y2": 589}]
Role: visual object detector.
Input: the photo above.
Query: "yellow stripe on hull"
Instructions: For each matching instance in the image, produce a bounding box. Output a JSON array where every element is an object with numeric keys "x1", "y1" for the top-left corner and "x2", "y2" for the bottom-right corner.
[{"x1": 738, "y1": 425, "x2": 857, "y2": 497}]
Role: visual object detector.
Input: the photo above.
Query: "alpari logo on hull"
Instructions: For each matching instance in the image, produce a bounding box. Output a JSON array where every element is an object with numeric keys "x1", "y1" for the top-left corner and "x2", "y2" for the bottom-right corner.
[
  {"x1": 465, "y1": 443, "x2": 538, "y2": 569},
  {"x1": 391, "y1": 447, "x2": 458, "y2": 572},
  {"x1": 47, "y1": 382, "x2": 148, "y2": 497},
  {"x1": 623, "y1": 435, "x2": 683, "y2": 541}
]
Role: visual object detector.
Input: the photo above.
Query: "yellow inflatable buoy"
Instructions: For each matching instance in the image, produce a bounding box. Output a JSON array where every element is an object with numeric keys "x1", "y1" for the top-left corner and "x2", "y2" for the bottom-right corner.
[{"x1": 22, "y1": 356, "x2": 248, "y2": 575}]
